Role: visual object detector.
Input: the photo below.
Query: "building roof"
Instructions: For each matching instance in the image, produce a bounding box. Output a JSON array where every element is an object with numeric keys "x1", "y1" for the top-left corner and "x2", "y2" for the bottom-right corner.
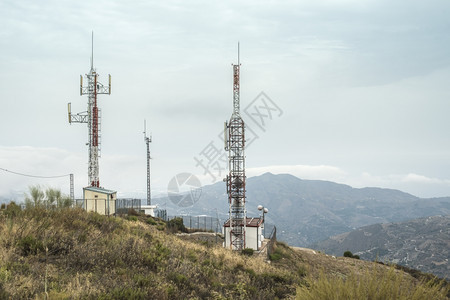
[
  {"x1": 223, "y1": 217, "x2": 263, "y2": 228},
  {"x1": 141, "y1": 205, "x2": 158, "y2": 209},
  {"x1": 83, "y1": 186, "x2": 117, "y2": 194}
]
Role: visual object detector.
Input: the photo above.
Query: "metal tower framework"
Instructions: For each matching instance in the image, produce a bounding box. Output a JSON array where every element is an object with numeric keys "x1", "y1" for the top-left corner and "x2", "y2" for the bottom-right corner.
[
  {"x1": 224, "y1": 43, "x2": 246, "y2": 250},
  {"x1": 70, "y1": 173, "x2": 74, "y2": 202},
  {"x1": 68, "y1": 32, "x2": 111, "y2": 187},
  {"x1": 144, "y1": 120, "x2": 152, "y2": 206}
]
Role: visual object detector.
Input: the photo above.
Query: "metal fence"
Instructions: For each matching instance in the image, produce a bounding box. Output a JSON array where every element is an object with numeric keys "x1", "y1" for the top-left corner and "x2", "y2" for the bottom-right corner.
[
  {"x1": 166, "y1": 215, "x2": 223, "y2": 233},
  {"x1": 116, "y1": 198, "x2": 141, "y2": 215},
  {"x1": 166, "y1": 215, "x2": 274, "y2": 237},
  {"x1": 74, "y1": 198, "x2": 141, "y2": 216}
]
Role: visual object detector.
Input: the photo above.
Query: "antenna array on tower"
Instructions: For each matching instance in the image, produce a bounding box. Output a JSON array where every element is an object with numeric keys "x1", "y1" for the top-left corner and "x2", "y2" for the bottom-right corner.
[{"x1": 67, "y1": 32, "x2": 111, "y2": 187}]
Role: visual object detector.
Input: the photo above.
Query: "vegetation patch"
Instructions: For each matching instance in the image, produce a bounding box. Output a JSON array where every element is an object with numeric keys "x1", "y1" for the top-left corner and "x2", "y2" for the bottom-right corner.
[
  {"x1": 0, "y1": 199, "x2": 446, "y2": 299},
  {"x1": 296, "y1": 266, "x2": 449, "y2": 300},
  {"x1": 343, "y1": 250, "x2": 360, "y2": 259},
  {"x1": 167, "y1": 217, "x2": 187, "y2": 233},
  {"x1": 241, "y1": 248, "x2": 254, "y2": 256}
]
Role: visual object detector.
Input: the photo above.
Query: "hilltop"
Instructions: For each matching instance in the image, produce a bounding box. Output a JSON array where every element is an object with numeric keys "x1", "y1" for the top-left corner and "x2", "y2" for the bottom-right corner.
[{"x1": 0, "y1": 204, "x2": 448, "y2": 299}]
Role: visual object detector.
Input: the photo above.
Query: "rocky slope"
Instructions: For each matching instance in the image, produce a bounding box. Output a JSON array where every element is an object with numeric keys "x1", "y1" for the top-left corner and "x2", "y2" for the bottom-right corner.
[{"x1": 312, "y1": 215, "x2": 450, "y2": 279}]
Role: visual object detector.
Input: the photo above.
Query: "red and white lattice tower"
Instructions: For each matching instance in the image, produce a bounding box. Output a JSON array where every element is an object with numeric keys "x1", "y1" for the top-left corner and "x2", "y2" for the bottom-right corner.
[
  {"x1": 224, "y1": 43, "x2": 246, "y2": 250},
  {"x1": 68, "y1": 32, "x2": 111, "y2": 187}
]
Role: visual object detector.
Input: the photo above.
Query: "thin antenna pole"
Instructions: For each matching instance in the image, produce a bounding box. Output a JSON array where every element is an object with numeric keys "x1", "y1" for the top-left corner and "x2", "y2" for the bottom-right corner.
[
  {"x1": 91, "y1": 31, "x2": 94, "y2": 70},
  {"x1": 238, "y1": 42, "x2": 240, "y2": 65},
  {"x1": 144, "y1": 119, "x2": 152, "y2": 206}
]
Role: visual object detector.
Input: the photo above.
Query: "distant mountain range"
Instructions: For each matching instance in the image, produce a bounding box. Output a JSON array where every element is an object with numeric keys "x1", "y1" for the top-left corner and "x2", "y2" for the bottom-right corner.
[
  {"x1": 154, "y1": 172, "x2": 450, "y2": 247},
  {"x1": 312, "y1": 215, "x2": 450, "y2": 279}
]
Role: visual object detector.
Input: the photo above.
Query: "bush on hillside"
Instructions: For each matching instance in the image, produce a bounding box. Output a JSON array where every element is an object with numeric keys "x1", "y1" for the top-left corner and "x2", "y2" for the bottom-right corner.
[
  {"x1": 242, "y1": 248, "x2": 254, "y2": 256},
  {"x1": 167, "y1": 217, "x2": 187, "y2": 233},
  {"x1": 344, "y1": 250, "x2": 360, "y2": 259}
]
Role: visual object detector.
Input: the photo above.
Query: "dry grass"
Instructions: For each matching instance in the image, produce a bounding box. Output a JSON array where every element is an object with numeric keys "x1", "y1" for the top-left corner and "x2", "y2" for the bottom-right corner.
[
  {"x1": 296, "y1": 266, "x2": 449, "y2": 300},
  {"x1": 0, "y1": 207, "x2": 299, "y2": 299},
  {"x1": 1, "y1": 205, "x2": 447, "y2": 299}
]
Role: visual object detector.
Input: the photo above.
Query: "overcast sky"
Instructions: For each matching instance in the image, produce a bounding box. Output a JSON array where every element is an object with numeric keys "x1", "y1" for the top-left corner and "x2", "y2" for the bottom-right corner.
[{"x1": 1, "y1": 0, "x2": 450, "y2": 201}]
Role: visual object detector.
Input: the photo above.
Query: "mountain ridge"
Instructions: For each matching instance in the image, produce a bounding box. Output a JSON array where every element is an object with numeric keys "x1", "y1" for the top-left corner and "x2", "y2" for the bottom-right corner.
[
  {"x1": 155, "y1": 172, "x2": 450, "y2": 247},
  {"x1": 311, "y1": 215, "x2": 450, "y2": 279}
]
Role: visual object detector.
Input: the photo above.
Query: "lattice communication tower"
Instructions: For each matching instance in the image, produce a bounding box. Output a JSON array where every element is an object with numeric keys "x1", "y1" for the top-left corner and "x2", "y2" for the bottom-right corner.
[
  {"x1": 224, "y1": 43, "x2": 246, "y2": 250},
  {"x1": 68, "y1": 32, "x2": 111, "y2": 187}
]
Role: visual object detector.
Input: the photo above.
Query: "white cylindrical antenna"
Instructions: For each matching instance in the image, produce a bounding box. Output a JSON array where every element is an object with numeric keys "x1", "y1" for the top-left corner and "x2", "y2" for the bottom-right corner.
[
  {"x1": 144, "y1": 119, "x2": 147, "y2": 137},
  {"x1": 80, "y1": 75, "x2": 83, "y2": 95},
  {"x1": 68, "y1": 103, "x2": 72, "y2": 124},
  {"x1": 224, "y1": 121, "x2": 228, "y2": 150}
]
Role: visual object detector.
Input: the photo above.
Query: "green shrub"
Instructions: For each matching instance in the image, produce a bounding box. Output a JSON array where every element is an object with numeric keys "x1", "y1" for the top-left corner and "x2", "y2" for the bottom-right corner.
[
  {"x1": 142, "y1": 241, "x2": 170, "y2": 271},
  {"x1": 344, "y1": 251, "x2": 360, "y2": 259},
  {"x1": 146, "y1": 217, "x2": 157, "y2": 225},
  {"x1": 242, "y1": 248, "x2": 254, "y2": 256},
  {"x1": 270, "y1": 247, "x2": 283, "y2": 261},
  {"x1": 133, "y1": 274, "x2": 151, "y2": 288},
  {"x1": 6, "y1": 261, "x2": 30, "y2": 274},
  {"x1": 343, "y1": 250, "x2": 353, "y2": 258},
  {"x1": 167, "y1": 217, "x2": 187, "y2": 232},
  {"x1": 127, "y1": 216, "x2": 138, "y2": 222},
  {"x1": 0, "y1": 266, "x2": 11, "y2": 282},
  {"x1": 18, "y1": 235, "x2": 44, "y2": 256},
  {"x1": 186, "y1": 250, "x2": 198, "y2": 262},
  {"x1": 297, "y1": 266, "x2": 307, "y2": 277},
  {"x1": 168, "y1": 272, "x2": 189, "y2": 287},
  {"x1": 4, "y1": 202, "x2": 21, "y2": 218}
]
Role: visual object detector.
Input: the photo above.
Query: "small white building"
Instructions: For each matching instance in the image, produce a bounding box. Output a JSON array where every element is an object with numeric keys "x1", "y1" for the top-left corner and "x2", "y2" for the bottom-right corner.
[
  {"x1": 83, "y1": 186, "x2": 117, "y2": 216},
  {"x1": 223, "y1": 217, "x2": 264, "y2": 251},
  {"x1": 140, "y1": 205, "x2": 158, "y2": 217}
]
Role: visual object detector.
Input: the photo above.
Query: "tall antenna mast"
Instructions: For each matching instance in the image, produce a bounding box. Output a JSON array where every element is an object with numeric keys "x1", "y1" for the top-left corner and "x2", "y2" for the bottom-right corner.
[
  {"x1": 91, "y1": 31, "x2": 94, "y2": 70},
  {"x1": 67, "y1": 32, "x2": 111, "y2": 187},
  {"x1": 224, "y1": 43, "x2": 246, "y2": 250},
  {"x1": 144, "y1": 120, "x2": 152, "y2": 206}
]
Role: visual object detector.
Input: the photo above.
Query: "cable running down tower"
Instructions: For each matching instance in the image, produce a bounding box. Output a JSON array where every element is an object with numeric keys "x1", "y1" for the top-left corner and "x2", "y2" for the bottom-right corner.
[
  {"x1": 68, "y1": 32, "x2": 111, "y2": 187},
  {"x1": 224, "y1": 43, "x2": 246, "y2": 250}
]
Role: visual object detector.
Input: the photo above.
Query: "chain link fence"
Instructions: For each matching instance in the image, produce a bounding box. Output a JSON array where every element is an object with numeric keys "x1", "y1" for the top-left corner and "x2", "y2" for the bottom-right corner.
[
  {"x1": 165, "y1": 215, "x2": 223, "y2": 233},
  {"x1": 74, "y1": 198, "x2": 141, "y2": 216}
]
